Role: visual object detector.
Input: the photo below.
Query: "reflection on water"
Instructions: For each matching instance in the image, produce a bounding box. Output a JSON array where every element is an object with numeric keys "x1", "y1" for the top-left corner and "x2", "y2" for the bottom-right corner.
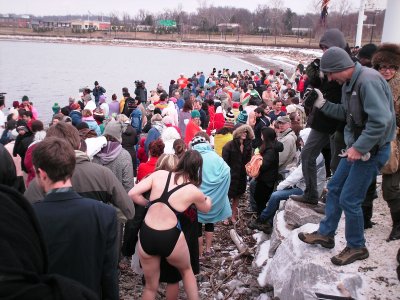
[{"x1": 0, "y1": 40, "x2": 259, "y2": 123}]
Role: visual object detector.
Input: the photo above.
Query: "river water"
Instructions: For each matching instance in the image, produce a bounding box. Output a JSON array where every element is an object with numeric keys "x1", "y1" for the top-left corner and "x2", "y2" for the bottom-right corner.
[{"x1": 0, "y1": 40, "x2": 260, "y2": 123}]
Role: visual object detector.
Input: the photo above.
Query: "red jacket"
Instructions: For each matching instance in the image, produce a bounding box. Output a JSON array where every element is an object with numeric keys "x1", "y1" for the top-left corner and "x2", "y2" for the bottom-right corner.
[{"x1": 137, "y1": 156, "x2": 158, "y2": 182}]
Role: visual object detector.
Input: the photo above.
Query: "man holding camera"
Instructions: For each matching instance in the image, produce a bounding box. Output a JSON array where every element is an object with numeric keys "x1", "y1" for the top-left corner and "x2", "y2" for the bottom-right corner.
[{"x1": 298, "y1": 47, "x2": 395, "y2": 266}]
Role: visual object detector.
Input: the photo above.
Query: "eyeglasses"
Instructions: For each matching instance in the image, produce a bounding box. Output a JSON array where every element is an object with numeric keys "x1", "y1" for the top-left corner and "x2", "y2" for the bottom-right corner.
[{"x1": 379, "y1": 65, "x2": 398, "y2": 72}]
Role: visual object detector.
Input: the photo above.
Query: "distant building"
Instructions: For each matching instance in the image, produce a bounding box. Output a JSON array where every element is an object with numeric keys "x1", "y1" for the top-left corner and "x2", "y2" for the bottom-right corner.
[
  {"x1": 0, "y1": 15, "x2": 30, "y2": 28},
  {"x1": 217, "y1": 23, "x2": 240, "y2": 32},
  {"x1": 31, "y1": 19, "x2": 71, "y2": 32},
  {"x1": 135, "y1": 25, "x2": 152, "y2": 32},
  {"x1": 291, "y1": 27, "x2": 310, "y2": 34},
  {"x1": 71, "y1": 20, "x2": 110, "y2": 32}
]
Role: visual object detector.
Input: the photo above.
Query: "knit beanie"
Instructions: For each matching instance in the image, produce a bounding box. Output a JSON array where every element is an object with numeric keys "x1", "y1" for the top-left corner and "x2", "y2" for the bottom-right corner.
[
  {"x1": 224, "y1": 120, "x2": 235, "y2": 129},
  {"x1": 225, "y1": 110, "x2": 235, "y2": 123},
  {"x1": 236, "y1": 110, "x2": 248, "y2": 124},
  {"x1": 319, "y1": 28, "x2": 347, "y2": 50},
  {"x1": 103, "y1": 120, "x2": 123, "y2": 143},
  {"x1": 358, "y1": 43, "x2": 378, "y2": 60},
  {"x1": 191, "y1": 110, "x2": 200, "y2": 119},
  {"x1": 191, "y1": 136, "x2": 207, "y2": 147},
  {"x1": 52, "y1": 103, "x2": 60, "y2": 114},
  {"x1": 320, "y1": 47, "x2": 355, "y2": 73}
]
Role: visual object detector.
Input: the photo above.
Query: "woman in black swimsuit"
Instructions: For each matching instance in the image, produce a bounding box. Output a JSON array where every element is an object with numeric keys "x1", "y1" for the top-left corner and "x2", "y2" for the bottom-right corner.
[{"x1": 129, "y1": 150, "x2": 212, "y2": 300}]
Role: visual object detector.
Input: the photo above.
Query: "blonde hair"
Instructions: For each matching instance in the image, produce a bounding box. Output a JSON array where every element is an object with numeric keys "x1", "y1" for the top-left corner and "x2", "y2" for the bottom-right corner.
[
  {"x1": 82, "y1": 109, "x2": 93, "y2": 117},
  {"x1": 116, "y1": 114, "x2": 129, "y2": 123},
  {"x1": 155, "y1": 153, "x2": 178, "y2": 172}
]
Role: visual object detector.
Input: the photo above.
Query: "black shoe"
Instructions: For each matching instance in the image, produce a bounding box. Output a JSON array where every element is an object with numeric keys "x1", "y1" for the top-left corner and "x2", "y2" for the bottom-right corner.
[
  {"x1": 298, "y1": 231, "x2": 335, "y2": 249},
  {"x1": 254, "y1": 221, "x2": 273, "y2": 234},
  {"x1": 290, "y1": 195, "x2": 318, "y2": 205},
  {"x1": 387, "y1": 222, "x2": 400, "y2": 241},
  {"x1": 248, "y1": 218, "x2": 262, "y2": 230}
]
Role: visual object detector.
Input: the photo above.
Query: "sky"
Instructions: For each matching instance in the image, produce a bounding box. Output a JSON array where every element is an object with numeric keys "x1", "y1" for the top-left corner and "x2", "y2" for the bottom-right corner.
[{"x1": 0, "y1": 0, "x2": 387, "y2": 17}]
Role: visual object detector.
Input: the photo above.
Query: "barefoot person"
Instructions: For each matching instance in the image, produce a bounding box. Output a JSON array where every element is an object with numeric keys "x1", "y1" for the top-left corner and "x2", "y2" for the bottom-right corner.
[{"x1": 128, "y1": 150, "x2": 211, "y2": 299}]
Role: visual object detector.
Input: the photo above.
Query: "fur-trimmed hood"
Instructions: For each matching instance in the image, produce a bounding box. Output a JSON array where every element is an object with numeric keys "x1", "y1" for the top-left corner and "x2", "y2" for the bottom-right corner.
[
  {"x1": 372, "y1": 43, "x2": 400, "y2": 69},
  {"x1": 232, "y1": 124, "x2": 254, "y2": 139},
  {"x1": 389, "y1": 71, "x2": 400, "y2": 103}
]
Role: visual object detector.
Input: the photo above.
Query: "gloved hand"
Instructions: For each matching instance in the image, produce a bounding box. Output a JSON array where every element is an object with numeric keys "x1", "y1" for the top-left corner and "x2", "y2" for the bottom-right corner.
[{"x1": 314, "y1": 88, "x2": 327, "y2": 109}]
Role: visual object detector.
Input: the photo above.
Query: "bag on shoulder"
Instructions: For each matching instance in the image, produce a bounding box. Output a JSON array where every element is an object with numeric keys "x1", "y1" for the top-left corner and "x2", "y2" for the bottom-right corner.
[
  {"x1": 130, "y1": 108, "x2": 143, "y2": 134},
  {"x1": 245, "y1": 153, "x2": 263, "y2": 178},
  {"x1": 381, "y1": 139, "x2": 400, "y2": 174}
]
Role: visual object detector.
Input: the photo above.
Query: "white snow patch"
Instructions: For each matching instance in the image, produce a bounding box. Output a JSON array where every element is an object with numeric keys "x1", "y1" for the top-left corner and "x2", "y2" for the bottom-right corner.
[{"x1": 254, "y1": 240, "x2": 270, "y2": 268}]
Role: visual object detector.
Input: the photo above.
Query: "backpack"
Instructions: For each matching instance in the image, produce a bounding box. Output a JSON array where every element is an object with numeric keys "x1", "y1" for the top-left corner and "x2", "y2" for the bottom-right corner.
[
  {"x1": 245, "y1": 153, "x2": 263, "y2": 178},
  {"x1": 130, "y1": 108, "x2": 142, "y2": 134}
]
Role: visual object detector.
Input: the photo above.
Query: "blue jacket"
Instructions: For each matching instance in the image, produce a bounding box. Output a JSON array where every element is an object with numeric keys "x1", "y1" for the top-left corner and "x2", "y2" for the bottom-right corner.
[
  {"x1": 193, "y1": 143, "x2": 232, "y2": 223},
  {"x1": 33, "y1": 190, "x2": 118, "y2": 300}
]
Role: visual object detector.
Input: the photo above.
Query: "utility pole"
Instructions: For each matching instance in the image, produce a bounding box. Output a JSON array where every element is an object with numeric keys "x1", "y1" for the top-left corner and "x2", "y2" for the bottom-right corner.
[{"x1": 355, "y1": 0, "x2": 366, "y2": 47}]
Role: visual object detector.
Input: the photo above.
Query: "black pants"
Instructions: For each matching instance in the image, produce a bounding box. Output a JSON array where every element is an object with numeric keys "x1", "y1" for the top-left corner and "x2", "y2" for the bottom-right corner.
[
  {"x1": 254, "y1": 181, "x2": 275, "y2": 216},
  {"x1": 121, "y1": 204, "x2": 147, "y2": 257}
]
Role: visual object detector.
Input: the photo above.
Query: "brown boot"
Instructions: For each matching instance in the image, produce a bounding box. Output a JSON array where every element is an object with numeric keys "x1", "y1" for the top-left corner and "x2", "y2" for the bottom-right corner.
[
  {"x1": 331, "y1": 247, "x2": 369, "y2": 266},
  {"x1": 298, "y1": 231, "x2": 335, "y2": 249}
]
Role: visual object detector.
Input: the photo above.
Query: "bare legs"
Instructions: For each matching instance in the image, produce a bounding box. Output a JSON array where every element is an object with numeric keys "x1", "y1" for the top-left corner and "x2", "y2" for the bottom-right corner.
[{"x1": 139, "y1": 233, "x2": 199, "y2": 300}]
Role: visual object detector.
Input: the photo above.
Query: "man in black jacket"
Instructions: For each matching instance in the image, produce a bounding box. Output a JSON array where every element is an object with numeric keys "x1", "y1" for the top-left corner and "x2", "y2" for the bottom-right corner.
[
  {"x1": 292, "y1": 28, "x2": 348, "y2": 205},
  {"x1": 32, "y1": 137, "x2": 119, "y2": 299}
]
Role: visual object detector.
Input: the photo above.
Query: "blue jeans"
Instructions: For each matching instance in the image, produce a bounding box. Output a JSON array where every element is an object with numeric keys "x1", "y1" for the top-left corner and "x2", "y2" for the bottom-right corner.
[
  {"x1": 260, "y1": 188, "x2": 303, "y2": 223},
  {"x1": 318, "y1": 143, "x2": 390, "y2": 248}
]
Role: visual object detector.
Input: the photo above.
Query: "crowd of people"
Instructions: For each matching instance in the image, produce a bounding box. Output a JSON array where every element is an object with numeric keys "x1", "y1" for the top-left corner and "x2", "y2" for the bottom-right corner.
[{"x1": 1, "y1": 27, "x2": 399, "y2": 299}]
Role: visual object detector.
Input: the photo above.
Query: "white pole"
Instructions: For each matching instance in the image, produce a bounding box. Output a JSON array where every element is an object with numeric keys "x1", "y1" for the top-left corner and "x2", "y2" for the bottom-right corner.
[
  {"x1": 381, "y1": 0, "x2": 400, "y2": 43},
  {"x1": 355, "y1": 0, "x2": 366, "y2": 47}
]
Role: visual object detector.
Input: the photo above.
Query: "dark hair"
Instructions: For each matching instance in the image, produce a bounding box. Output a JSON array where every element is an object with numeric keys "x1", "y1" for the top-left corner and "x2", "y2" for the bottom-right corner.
[
  {"x1": 76, "y1": 122, "x2": 89, "y2": 130},
  {"x1": 149, "y1": 139, "x2": 165, "y2": 158},
  {"x1": 32, "y1": 137, "x2": 76, "y2": 183},
  {"x1": 123, "y1": 92, "x2": 130, "y2": 98},
  {"x1": 254, "y1": 107, "x2": 265, "y2": 116},
  {"x1": 22, "y1": 110, "x2": 33, "y2": 119},
  {"x1": 61, "y1": 106, "x2": 71, "y2": 116},
  {"x1": 31, "y1": 120, "x2": 44, "y2": 133},
  {"x1": 159, "y1": 93, "x2": 168, "y2": 101},
  {"x1": 173, "y1": 150, "x2": 202, "y2": 187},
  {"x1": 216, "y1": 127, "x2": 234, "y2": 135},
  {"x1": 135, "y1": 96, "x2": 142, "y2": 105},
  {"x1": 273, "y1": 99, "x2": 283, "y2": 105},
  {"x1": 259, "y1": 127, "x2": 277, "y2": 155},
  {"x1": 173, "y1": 139, "x2": 187, "y2": 159},
  {"x1": 112, "y1": 94, "x2": 117, "y2": 101},
  {"x1": 248, "y1": 96, "x2": 259, "y2": 106},
  {"x1": 182, "y1": 100, "x2": 193, "y2": 112},
  {"x1": 0, "y1": 144, "x2": 17, "y2": 187},
  {"x1": 291, "y1": 97, "x2": 300, "y2": 105},
  {"x1": 46, "y1": 122, "x2": 81, "y2": 150},
  {"x1": 154, "y1": 107, "x2": 162, "y2": 115}
]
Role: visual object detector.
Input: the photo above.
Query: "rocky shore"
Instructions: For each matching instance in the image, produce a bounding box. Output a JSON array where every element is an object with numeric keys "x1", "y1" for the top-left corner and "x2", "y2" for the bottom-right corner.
[{"x1": 119, "y1": 178, "x2": 400, "y2": 299}]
